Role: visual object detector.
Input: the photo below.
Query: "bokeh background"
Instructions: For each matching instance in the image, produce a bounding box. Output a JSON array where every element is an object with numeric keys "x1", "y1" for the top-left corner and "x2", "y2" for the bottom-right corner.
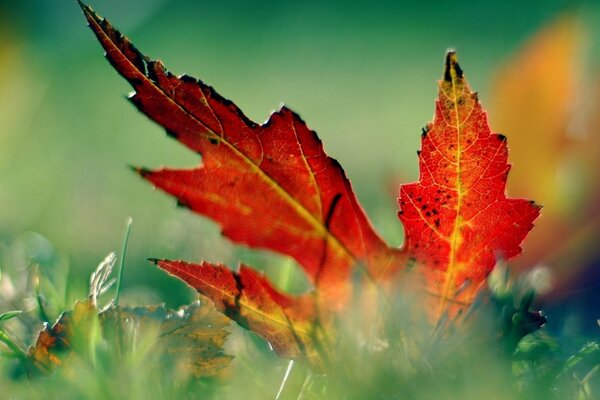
[{"x1": 1, "y1": 0, "x2": 599, "y2": 335}]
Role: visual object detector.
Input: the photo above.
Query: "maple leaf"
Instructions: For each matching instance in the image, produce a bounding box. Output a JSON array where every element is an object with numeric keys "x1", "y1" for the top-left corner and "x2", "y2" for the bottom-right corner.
[
  {"x1": 79, "y1": 1, "x2": 404, "y2": 364},
  {"x1": 398, "y1": 52, "x2": 541, "y2": 317},
  {"x1": 79, "y1": 2, "x2": 539, "y2": 363},
  {"x1": 79, "y1": 1, "x2": 401, "y2": 297}
]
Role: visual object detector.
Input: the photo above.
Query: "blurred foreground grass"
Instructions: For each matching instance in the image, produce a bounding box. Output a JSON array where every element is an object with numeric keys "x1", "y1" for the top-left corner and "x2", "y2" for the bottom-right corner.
[{"x1": 0, "y1": 248, "x2": 598, "y2": 399}]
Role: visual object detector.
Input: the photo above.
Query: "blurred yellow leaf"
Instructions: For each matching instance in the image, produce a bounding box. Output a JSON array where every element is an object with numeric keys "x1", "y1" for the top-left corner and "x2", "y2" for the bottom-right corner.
[
  {"x1": 489, "y1": 15, "x2": 600, "y2": 288},
  {"x1": 28, "y1": 300, "x2": 97, "y2": 373},
  {"x1": 27, "y1": 299, "x2": 232, "y2": 378},
  {"x1": 102, "y1": 300, "x2": 233, "y2": 379},
  {"x1": 490, "y1": 15, "x2": 581, "y2": 213}
]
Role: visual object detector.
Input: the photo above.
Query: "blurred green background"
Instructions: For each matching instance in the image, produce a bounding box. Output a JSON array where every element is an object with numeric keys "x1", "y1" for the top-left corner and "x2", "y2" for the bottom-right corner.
[{"x1": 1, "y1": 0, "x2": 599, "y2": 311}]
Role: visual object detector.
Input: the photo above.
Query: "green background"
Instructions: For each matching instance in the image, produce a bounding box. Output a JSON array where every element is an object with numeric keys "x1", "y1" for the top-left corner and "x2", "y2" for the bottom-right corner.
[{"x1": 1, "y1": 0, "x2": 599, "y2": 308}]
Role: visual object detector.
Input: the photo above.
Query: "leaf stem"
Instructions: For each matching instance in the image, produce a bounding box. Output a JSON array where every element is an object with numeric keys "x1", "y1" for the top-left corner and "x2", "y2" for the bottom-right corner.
[
  {"x1": 115, "y1": 217, "x2": 133, "y2": 306},
  {"x1": 34, "y1": 271, "x2": 50, "y2": 324},
  {"x1": 276, "y1": 360, "x2": 308, "y2": 400}
]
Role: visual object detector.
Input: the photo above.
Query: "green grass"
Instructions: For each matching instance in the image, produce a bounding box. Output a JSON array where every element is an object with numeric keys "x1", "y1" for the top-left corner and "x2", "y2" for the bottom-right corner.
[{"x1": 0, "y1": 232, "x2": 598, "y2": 399}]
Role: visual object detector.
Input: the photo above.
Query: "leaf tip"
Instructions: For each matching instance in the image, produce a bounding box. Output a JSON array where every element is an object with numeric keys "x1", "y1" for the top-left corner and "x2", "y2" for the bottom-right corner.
[
  {"x1": 77, "y1": 0, "x2": 99, "y2": 25},
  {"x1": 128, "y1": 165, "x2": 151, "y2": 177},
  {"x1": 444, "y1": 50, "x2": 463, "y2": 82}
]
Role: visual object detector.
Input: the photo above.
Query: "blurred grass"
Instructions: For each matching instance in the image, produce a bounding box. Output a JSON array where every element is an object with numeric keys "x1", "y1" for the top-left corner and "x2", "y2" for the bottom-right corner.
[{"x1": 0, "y1": 251, "x2": 598, "y2": 399}]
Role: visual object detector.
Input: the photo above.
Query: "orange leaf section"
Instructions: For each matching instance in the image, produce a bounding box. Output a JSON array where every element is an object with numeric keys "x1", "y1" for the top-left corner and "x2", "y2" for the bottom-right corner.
[
  {"x1": 79, "y1": 2, "x2": 401, "y2": 309},
  {"x1": 398, "y1": 53, "x2": 540, "y2": 316}
]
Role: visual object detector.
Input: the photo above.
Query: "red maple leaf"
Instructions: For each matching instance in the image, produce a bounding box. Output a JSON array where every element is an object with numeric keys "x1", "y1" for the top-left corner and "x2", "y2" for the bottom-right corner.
[
  {"x1": 399, "y1": 53, "x2": 541, "y2": 318},
  {"x1": 80, "y1": 2, "x2": 540, "y2": 364}
]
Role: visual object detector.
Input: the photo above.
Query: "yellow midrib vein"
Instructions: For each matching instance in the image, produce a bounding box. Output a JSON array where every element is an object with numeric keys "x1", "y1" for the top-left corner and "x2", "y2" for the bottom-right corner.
[{"x1": 439, "y1": 69, "x2": 464, "y2": 317}]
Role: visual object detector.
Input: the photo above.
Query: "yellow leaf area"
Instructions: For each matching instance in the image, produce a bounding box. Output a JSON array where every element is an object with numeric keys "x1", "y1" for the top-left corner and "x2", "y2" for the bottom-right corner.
[
  {"x1": 27, "y1": 300, "x2": 232, "y2": 378},
  {"x1": 490, "y1": 15, "x2": 600, "y2": 286},
  {"x1": 491, "y1": 16, "x2": 581, "y2": 214}
]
